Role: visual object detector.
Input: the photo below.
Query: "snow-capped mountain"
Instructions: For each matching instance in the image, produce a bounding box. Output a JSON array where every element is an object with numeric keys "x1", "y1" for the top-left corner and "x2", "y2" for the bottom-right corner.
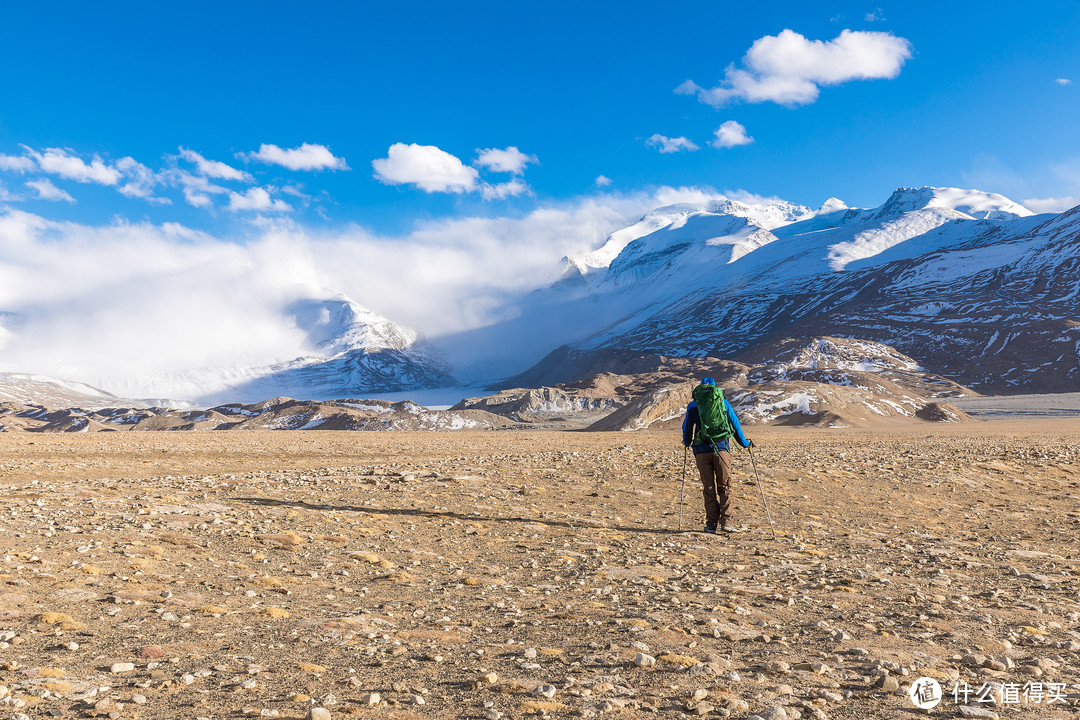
[
  {"x1": 4, "y1": 184, "x2": 1075, "y2": 407},
  {"x1": 439, "y1": 194, "x2": 821, "y2": 381},
  {"x1": 503, "y1": 187, "x2": 1080, "y2": 393},
  {"x1": 190, "y1": 295, "x2": 454, "y2": 404}
]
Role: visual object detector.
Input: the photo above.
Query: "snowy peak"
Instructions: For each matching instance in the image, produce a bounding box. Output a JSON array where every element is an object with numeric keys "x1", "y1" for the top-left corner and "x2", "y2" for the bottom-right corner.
[
  {"x1": 288, "y1": 295, "x2": 419, "y2": 357},
  {"x1": 698, "y1": 197, "x2": 815, "y2": 231},
  {"x1": 875, "y1": 186, "x2": 1032, "y2": 221},
  {"x1": 817, "y1": 197, "x2": 848, "y2": 213}
]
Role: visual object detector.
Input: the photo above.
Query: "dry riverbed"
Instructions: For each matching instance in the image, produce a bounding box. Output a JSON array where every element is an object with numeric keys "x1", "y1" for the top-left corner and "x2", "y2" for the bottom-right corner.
[{"x1": 0, "y1": 425, "x2": 1078, "y2": 720}]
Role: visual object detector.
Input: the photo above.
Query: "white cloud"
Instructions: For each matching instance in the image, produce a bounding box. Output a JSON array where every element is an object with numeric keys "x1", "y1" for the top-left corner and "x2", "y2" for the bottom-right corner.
[
  {"x1": 1020, "y1": 196, "x2": 1079, "y2": 213},
  {"x1": 24, "y1": 146, "x2": 122, "y2": 185},
  {"x1": 172, "y1": 171, "x2": 230, "y2": 209},
  {"x1": 116, "y1": 157, "x2": 171, "y2": 205},
  {"x1": 475, "y1": 147, "x2": 537, "y2": 174},
  {"x1": 0, "y1": 154, "x2": 36, "y2": 173},
  {"x1": 245, "y1": 143, "x2": 348, "y2": 171},
  {"x1": 26, "y1": 179, "x2": 75, "y2": 203},
  {"x1": 227, "y1": 187, "x2": 292, "y2": 212},
  {"x1": 0, "y1": 211, "x2": 314, "y2": 382},
  {"x1": 179, "y1": 147, "x2": 252, "y2": 181},
  {"x1": 864, "y1": 9, "x2": 884, "y2": 22},
  {"x1": 645, "y1": 134, "x2": 700, "y2": 153},
  {"x1": 281, "y1": 185, "x2": 311, "y2": 202},
  {"x1": 184, "y1": 191, "x2": 213, "y2": 209},
  {"x1": 372, "y1": 143, "x2": 479, "y2": 193},
  {"x1": 0, "y1": 181, "x2": 20, "y2": 202},
  {"x1": 595, "y1": 175, "x2": 612, "y2": 187},
  {"x1": 1056, "y1": 78, "x2": 1073, "y2": 86},
  {"x1": 677, "y1": 29, "x2": 912, "y2": 107},
  {"x1": 964, "y1": 154, "x2": 1080, "y2": 215},
  {"x1": 711, "y1": 121, "x2": 754, "y2": 148},
  {"x1": 480, "y1": 179, "x2": 530, "y2": 201}
]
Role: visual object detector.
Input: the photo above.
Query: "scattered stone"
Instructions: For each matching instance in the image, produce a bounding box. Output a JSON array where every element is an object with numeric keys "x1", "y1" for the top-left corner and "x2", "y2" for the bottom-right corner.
[
  {"x1": 260, "y1": 607, "x2": 290, "y2": 619},
  {"x1": 657, "y1": 653, "x2": 699, "y2": 668},
  {"x1": 110, "y1": 662, "x2": 135, "y2": 673},
  {"x1": 813, "y1": 689, "x2": 843, "y2": 703},
  {"x1": 634, "y1": 652, "x2": 655, "y2": 667},
  {"x1": 306, "y1": 708, "x2": 331, "y2": 720}
]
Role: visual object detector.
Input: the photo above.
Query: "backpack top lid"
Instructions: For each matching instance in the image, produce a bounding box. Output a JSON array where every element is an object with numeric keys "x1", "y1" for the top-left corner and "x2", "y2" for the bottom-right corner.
[{"x1": 701, "y1": 377, "x2": 716, "y2": 386}]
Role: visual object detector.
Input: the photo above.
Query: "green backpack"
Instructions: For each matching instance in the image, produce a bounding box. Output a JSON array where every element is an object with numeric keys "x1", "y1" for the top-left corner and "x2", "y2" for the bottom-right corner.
[{"x1": 692, "y1": 383, "x2": 733, "y2": 449}]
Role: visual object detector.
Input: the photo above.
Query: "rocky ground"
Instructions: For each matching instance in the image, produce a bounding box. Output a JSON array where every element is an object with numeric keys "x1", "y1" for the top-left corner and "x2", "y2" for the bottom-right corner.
[{"x1": 0, "y1": 424, "x2": 1078, "y2": 720}]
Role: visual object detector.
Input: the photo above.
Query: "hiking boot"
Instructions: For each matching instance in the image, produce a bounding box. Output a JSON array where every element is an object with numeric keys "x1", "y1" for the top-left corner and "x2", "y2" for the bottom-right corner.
[
  {"x1": 721, "y1": 525, "x2": 740, "y2": 533},
  {"x1": 703, "y1": 525, "x2": 717, "y2": 534}
]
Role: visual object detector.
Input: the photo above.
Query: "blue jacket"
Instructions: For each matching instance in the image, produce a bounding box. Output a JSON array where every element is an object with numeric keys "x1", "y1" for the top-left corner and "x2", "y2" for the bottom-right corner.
[{"x1": 682, "y1": 397, "x2": 749, "y2": 454}]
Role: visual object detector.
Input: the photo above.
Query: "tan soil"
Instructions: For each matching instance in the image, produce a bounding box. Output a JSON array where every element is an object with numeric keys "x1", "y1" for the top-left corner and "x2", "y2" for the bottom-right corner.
[{"x1": 0, "y1": 424, "x2": 1078, "y2": 719}]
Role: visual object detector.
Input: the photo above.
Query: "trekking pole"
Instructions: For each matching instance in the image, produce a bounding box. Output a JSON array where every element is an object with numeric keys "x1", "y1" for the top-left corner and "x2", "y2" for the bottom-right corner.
[
  {"x1": 678, "y1": 446, "x2": 688, "y2": 531},
  {"x1": 747, "y1": 446, "x2": 777, "y2": 540}
]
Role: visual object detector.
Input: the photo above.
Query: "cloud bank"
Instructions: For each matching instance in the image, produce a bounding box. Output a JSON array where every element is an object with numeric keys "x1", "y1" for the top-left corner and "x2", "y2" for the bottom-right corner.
[
  {"x1": 0, "y1": 186, "x2": 730, "y2": 392},
  {"x1": 1021, "y1": 195, "x2": 1079, "y2": 213},
  {"x1": 0, "y1": 143, "x2": 347, "y2": 214}
]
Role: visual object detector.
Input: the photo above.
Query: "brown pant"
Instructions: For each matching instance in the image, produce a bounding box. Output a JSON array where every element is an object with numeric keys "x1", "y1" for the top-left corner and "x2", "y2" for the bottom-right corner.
[{"x1": 695, "y1": 451, "x2": 733, "y2": 527}]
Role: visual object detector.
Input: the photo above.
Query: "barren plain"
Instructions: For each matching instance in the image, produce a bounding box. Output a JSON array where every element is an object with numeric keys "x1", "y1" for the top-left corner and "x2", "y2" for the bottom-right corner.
[{"x1": 0, "y1": 424, "x2": 1078, "y2": 720}]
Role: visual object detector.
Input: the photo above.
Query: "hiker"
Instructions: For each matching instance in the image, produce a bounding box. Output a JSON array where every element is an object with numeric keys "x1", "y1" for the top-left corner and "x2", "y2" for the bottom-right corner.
[{"x1": 682, "y1": 377, "x2": 754, "y2": 534}]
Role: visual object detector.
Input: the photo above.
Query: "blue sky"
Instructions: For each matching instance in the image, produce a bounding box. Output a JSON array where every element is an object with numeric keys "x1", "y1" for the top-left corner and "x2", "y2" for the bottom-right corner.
[
  {"x1": 1, "y1": 1, "x2": 1079, "y2": 387},
  {"x1": 1, "y1": 0, "x2": 1078, "y2": 233}
]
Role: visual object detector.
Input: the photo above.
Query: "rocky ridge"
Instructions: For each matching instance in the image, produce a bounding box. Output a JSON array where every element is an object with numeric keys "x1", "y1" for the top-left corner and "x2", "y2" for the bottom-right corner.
[{"x1": 0, "y1": 338, "x2": 975, "y2": 433}]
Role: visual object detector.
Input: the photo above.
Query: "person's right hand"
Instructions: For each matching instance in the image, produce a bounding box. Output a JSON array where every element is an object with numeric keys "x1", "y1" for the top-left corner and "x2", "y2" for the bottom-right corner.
[{"x1": 747, "y1": 439, "x2": 756, "y2": 449}]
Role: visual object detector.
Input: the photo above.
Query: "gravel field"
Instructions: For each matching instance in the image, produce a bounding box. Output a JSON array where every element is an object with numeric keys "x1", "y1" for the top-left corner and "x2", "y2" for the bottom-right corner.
[{"x1": 0, "y1": 425, "x2": 1078, "y2": 720}]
